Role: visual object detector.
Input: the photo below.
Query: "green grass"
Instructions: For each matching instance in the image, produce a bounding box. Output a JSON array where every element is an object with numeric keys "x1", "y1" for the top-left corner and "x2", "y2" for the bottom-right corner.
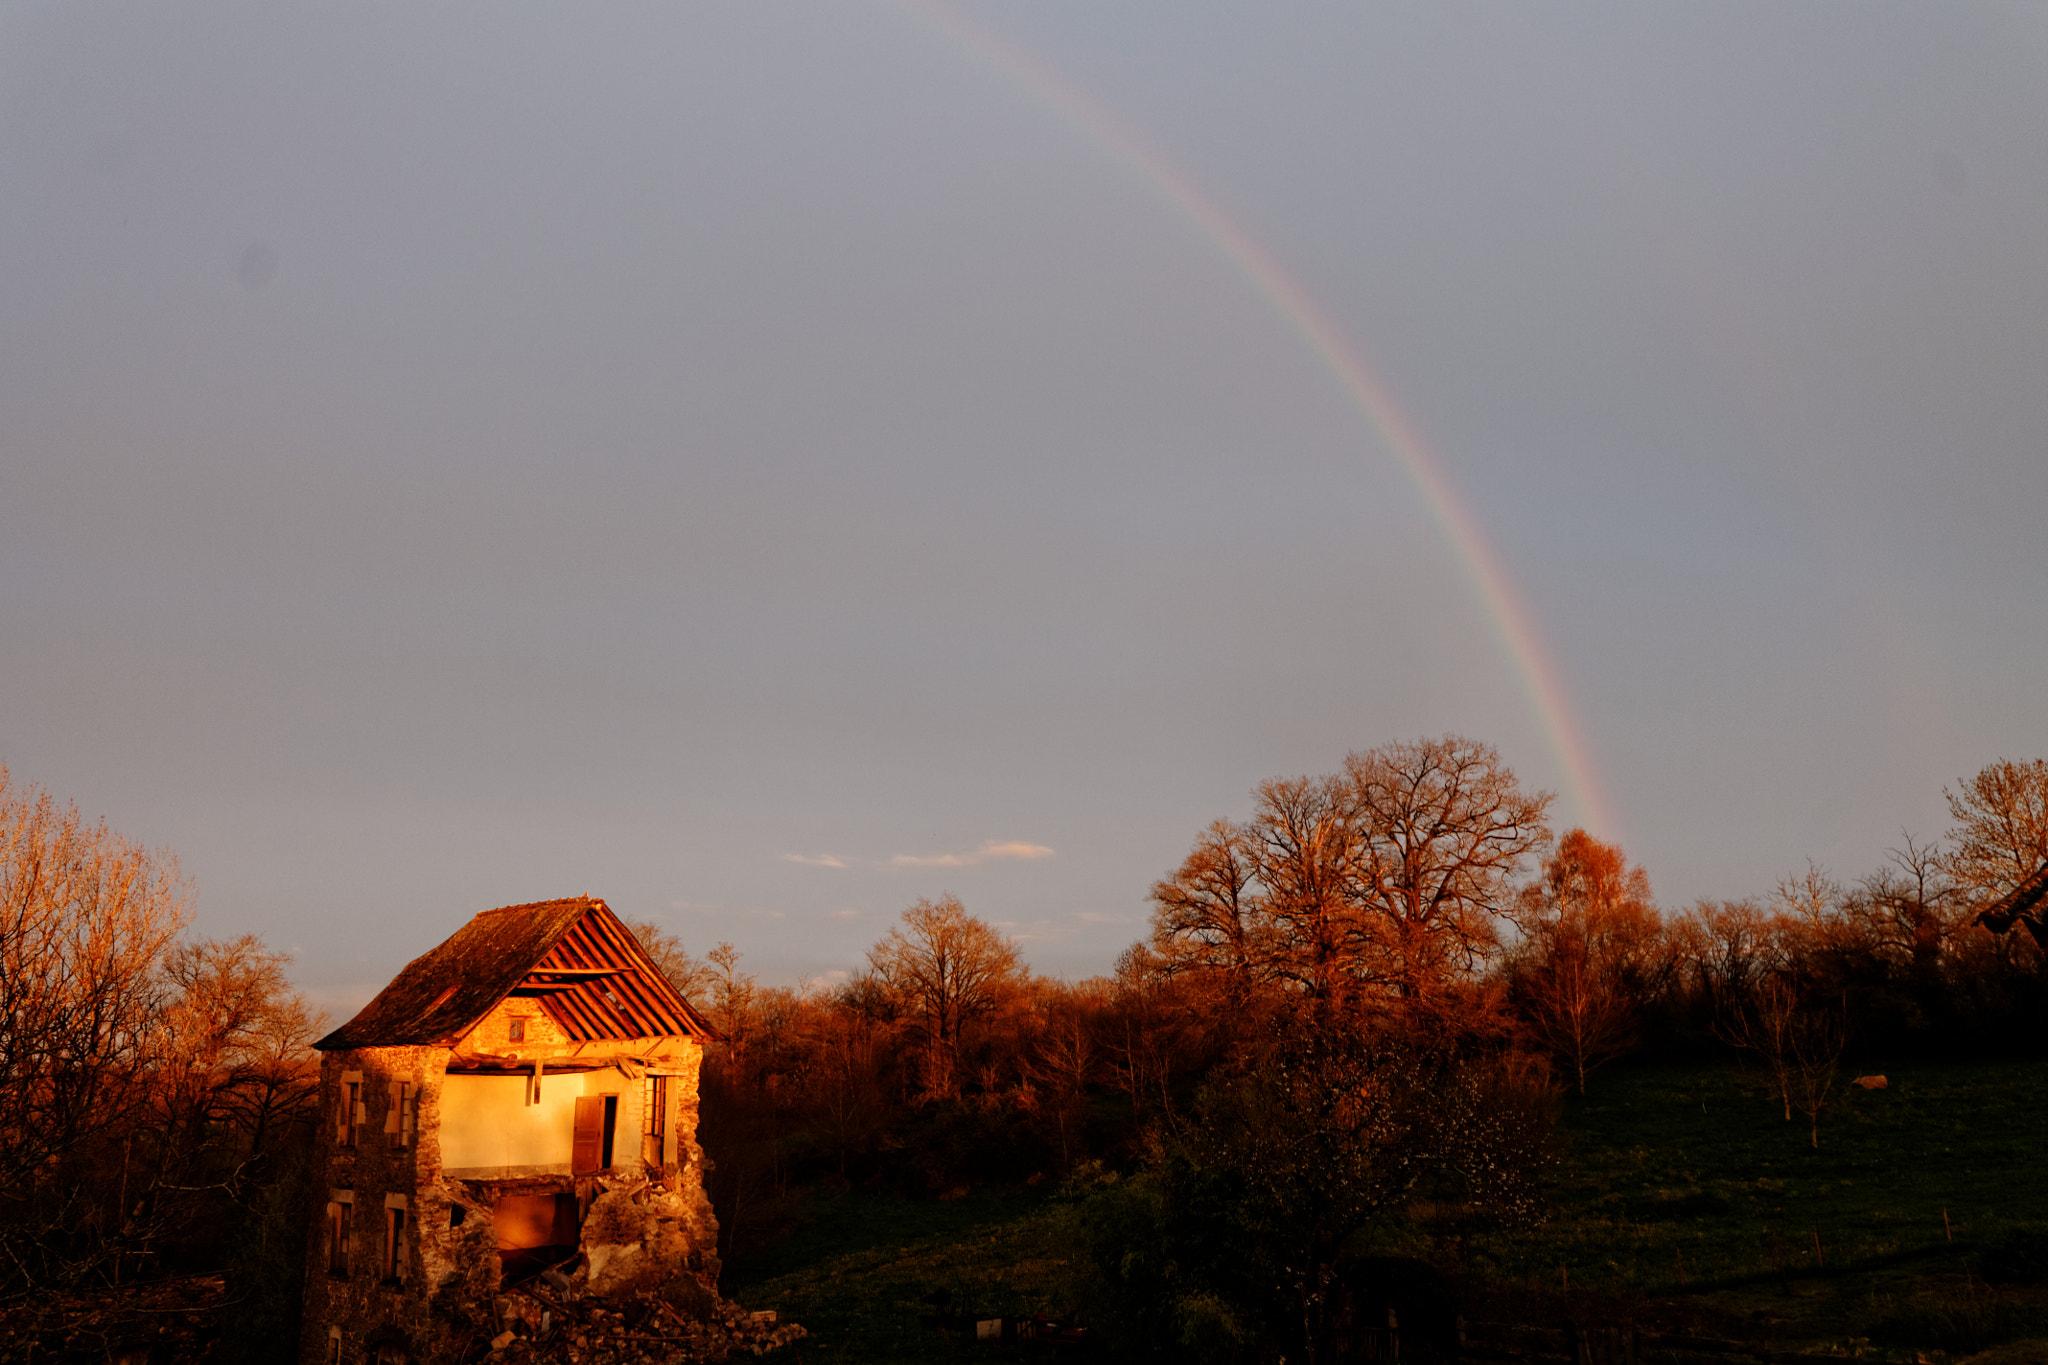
[
  {"x1": 723, "y1": 1060, "x2": 2048, "y2": 1361},
  {"x1": 725, "y1": 1185, "x2": 1075, "y2": 1362},
  {"x1": 1465, "y1": 1058, "x2": 2048, "y2": 1351}
]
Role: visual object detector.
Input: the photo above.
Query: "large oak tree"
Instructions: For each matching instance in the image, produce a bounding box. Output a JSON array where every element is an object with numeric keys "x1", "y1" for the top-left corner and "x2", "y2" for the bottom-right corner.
[
  {"x1": 1148, "y1": 736, "x2": 1552, "y2": 1021},
  {"x1": 868, "y1": 894, "x2": 1023, "y2": 1101}
]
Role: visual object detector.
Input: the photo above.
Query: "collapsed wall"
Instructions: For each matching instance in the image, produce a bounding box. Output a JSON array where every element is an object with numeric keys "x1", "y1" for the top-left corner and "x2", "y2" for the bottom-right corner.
[
  {"x1": 300, "y1": 897, "x2": 767, "y2": 1364},
  {"x1": 302, "y1": 1044, "x2": 752, "y2": 1365}
]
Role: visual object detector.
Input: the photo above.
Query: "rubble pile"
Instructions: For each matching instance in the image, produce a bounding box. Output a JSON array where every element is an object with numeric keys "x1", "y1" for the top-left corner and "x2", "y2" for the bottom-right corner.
[
  {"x1": 487, "y1": 1273, "x2": 806, "y2": 1363},
  {"x1": 0, "y1": 1272, "x2": 225, "y2": 1364},
  {"x1": 469, "y1": 1173, "x2": 801, "y2": 1363}
]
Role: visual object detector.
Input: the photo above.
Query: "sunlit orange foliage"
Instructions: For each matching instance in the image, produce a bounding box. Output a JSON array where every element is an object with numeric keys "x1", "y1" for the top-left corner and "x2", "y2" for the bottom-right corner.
[
  {"x1": 867, "y1": 895, "x2": 1024, "y2": 1102},
  {"x1": 1147, "y1": 736, "x2": 1551, "y2": 1029},
  {"x1": 1511, "y1": 829, "x2": 1661, "y2": 1092}
]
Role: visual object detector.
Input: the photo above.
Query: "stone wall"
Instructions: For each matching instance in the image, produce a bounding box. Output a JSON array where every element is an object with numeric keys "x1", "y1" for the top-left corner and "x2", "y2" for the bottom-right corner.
[
  {"x1": 301, "y1": 1038, "x2": 718, "y2": 1365},
  {"x1": 658, "y1": 1043, "x2": 718, "y2": 1273},
  {"x1": 301, "y1": 1045, "x2": 455, "y2": 1365},
  {"x1": 467, "y1": 997, "x2": 573, "y2": 1052}
]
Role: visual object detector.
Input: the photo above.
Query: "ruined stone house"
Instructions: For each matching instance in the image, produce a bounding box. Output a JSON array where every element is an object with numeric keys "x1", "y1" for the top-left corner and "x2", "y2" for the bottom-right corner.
[{"x1": 302, "y1": 897, "x2": 720, "y2": 1365}]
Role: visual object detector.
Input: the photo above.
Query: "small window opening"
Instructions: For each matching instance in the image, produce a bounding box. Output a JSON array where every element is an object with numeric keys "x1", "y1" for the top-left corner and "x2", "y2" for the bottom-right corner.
[
  {"x1": 450, "y1": 1203, "x2": 467, "y2": 1228},
  {"x1": 327, "y1": 1199, "x2": 352, "y2": 1277},
  {"x1": 391, "y1": 1081, "x2": 415, "y2": 1148},
  {"x1": 383, "y1": 1206, "x2": 407, "y2": 1283},
  {"x1": 507, "y1": 1018, "x2": 526, "y2": 1043},
  {"x1": 642, "y1": 1074, "x2": 670, "y2": 1167},
  {"x1": 644, "y1": 1076, "x2": 668, "y2": 1139}
]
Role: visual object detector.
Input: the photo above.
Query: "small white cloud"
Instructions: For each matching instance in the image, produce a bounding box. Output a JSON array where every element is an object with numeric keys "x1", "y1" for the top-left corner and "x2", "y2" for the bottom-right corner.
[
  {"x1": 827, "y1": 908, "x2": 864, "y2": 922},
  {"x1": 889, "y1": 851, "x2": 968, "y2": 868},
  {"x1": 781, "y1": 852, "x2": 847, "y2": 869},
  {"x1": 822, "y1": 969, "x2": 849, "y2": 983},
  {"x1": 981, "y1": 841, "x2": 1056, "y2": 861},
  {"x1": 889, "y1": 839, "x2": 1056, "y2": 869}
]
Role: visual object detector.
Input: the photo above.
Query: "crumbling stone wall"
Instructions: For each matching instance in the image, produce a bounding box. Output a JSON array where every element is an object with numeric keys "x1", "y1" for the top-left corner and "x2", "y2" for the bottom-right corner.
[
  {"x1": 303, "y1": 1039, "x2": 719, "y2": 1365},
  {"x1": 662, "y1": 1043, "x2": 716, "y2": 1252}
]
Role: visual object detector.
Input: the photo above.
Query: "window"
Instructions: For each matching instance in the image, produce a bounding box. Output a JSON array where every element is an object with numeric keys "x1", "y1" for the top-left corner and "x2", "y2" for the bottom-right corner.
[
  {"x1": 327, "y1": 1196, "x2": 353, "y2": 1277},
  {"x1": 383, "y1": 1205, "x2": 407, "y2": 1282},
  {"x1": 643, "y1": 1075, "x2": 669, "y2": 1166},
  {"x1": 507, "y1": 1017, "x2": 525, "y2": 1043},
  {"x1": 340, "y1": 1079, "x2": 363, "y2": 1148},
  {"x1": 601, "y1": 1095, "x2": 619, "y2": 1170},
  {"x1": 327, "y1": 1327, "x2": 342, "y2": 1365},
  {"x1": 644, "y1": 1076, "x2": 668, "y2": 1139},
  {"x1": 388, "y1": 1082, "x2": 414, "y2": 1149}
]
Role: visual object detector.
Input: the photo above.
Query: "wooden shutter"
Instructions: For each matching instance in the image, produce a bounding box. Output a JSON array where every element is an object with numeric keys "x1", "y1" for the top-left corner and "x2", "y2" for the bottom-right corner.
[{"x1": 571, "y1": 1096, "x2": 605, "y2": 1175}]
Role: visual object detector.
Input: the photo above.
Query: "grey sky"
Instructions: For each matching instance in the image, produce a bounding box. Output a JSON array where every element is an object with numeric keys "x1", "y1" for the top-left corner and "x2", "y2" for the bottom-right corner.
[{"x1": 4, "y1": 2, "x2": 2044, "y2": 1016}]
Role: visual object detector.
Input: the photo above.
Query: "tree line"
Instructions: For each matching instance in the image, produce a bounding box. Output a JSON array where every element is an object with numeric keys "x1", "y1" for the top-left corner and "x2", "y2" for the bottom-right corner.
[
  {"x1": 2, "y1": 740, "x2": 2042, "y2": 1359},
  {"x1": 658, "y1": 738, "x2": 2046, "y2": 1330}
]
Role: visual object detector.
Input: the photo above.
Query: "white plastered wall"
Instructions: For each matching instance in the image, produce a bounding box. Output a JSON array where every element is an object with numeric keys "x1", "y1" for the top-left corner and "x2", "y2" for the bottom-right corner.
[{"x1": 439, "y1": 1067, "x2": 637, "y2": 1176}]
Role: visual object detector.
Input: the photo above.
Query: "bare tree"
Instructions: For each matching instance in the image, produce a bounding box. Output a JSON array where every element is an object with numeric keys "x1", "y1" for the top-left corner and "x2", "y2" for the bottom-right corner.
[
  {"x1": 1785, "y1": 994, "x2": 1849, "y2": 1149},
  {"x1": 1716, "y1": 972, "x2": 1847, "y2": 1145},
  {"x1": 0, "y1": 768, "x2": 189, "y2": 1288},
  {"x1": 1772, "y1": 861, "x2": 1842, "y2": 933},
  {"x1": 1944, "y1": 758, "x2": 2048, "y2": 898},
  {"x1": 1147, "y1": 819, "x2": 1271, "y2": 1005},
  {"x1": 1848, "y1": 834, "x2": 1962, "y2": 978},
  {"x1": 1248, "y1": 775, "x2": 1368, "y2": 1006},
  {"x1": 705, "y1": 942, "x2": 759, "y2": 1067},
  {"x1": 1342, "y1": 735, "x2": 1553, "y2": 1011},
  {"x1": 1031, "y1": 1005, "x2": 1098, "y2": 1169},
  {"x1": 1716, "y1": 974, "x2": 1801, "y2": 1122},
  {"x1": 1103, "y1": 944, "x2": 1197, "y2": 1122},
  {"x1": 868, "y1": 895, "x2": 1022, "y2": 1102},
  {"x1": 623, "y1": 917, "x2": 717, "y2": 1003},
  {"x1": 1140, "y1": 737, "x2": 1551, "y2": 1029},
  {"x1": 161, "y1": 934, "x2": 326, "y2": 1158},
  {"x1": 1771, "y1": 862, "x2": 1846, "y2": 962}
]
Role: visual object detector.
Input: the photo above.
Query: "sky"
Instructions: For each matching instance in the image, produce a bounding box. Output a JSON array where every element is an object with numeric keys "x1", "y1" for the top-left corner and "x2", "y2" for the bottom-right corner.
[{"x1": 4, "y1": 2, "x2": 2045, "y2": 1019}]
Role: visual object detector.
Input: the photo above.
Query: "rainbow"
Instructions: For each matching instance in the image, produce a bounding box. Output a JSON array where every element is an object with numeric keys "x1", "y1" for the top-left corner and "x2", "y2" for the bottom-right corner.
[{"x1": 897, "y1": 0, "x2": 1617, "y2": 839}]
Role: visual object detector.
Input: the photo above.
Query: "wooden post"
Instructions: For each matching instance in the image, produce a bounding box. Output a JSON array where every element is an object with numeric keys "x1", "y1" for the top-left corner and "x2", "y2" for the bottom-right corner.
[
  {"x1": 1675, "y1": 1247, "x2": 1687, "y2": 1285},
  {"x1": 1944, "y1": 1208, "x2": 1953, "y2": 1243},
  {"x1": 1811, "y1": 1229, "x2": 1824, "y2": 1269}
]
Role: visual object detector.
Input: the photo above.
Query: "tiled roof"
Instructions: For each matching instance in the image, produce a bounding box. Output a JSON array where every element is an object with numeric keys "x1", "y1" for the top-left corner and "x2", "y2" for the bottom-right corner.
[{"x1": 314, "y1": 896, "x2": 716, "y2": 1050}]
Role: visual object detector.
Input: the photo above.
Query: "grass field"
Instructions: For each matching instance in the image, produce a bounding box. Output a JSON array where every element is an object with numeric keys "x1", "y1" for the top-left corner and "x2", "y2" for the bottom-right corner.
[
  {"x1": 724, "y1": 1183, "x2": 1072, "y2": 1362},
  {"x1": 1467, "y1": 1058, "x2": 2048, "y2": 1353},
  {"x1": 725, "y1": 1059, "x2": 2048, "y2": 1361}
]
